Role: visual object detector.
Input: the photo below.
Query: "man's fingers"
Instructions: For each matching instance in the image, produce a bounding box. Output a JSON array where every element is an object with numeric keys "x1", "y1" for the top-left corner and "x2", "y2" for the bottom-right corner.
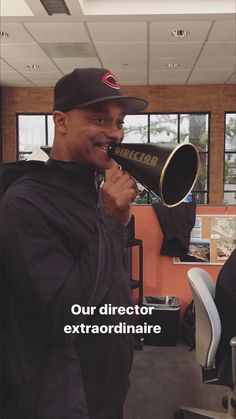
[
  {"x1": 101, "y1": 169, "x2": 138, "y2": 225},
  {"x1": 106, "y1": 169, "x2": 126, "y2": 184},
  {"x1": 105, "y1": 170, "x2": 137, "y2": 191}
]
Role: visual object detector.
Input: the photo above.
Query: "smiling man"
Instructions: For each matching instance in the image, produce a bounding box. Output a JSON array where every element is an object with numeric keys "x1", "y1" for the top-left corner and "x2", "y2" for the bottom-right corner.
[{"x1": 0, "y1": 68, "x2": 148, "y2": 419}]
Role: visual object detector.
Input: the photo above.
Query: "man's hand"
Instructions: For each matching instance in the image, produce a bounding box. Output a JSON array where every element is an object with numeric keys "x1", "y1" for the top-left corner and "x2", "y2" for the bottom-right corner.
[{"x1": 101, "y1": 169, "x2": 138, "y2": 225}]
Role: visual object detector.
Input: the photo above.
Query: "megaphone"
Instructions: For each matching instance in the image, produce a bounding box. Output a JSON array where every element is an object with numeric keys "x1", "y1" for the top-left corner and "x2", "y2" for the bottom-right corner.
[{"x1": 108, "y1": 142, "x2": 199, "y2": 207}]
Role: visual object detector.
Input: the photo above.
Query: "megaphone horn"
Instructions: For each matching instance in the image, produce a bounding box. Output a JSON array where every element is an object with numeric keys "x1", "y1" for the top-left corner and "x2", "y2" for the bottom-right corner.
[{"x1": 108, "y1": 142, "x2": 199, "y2": 207}]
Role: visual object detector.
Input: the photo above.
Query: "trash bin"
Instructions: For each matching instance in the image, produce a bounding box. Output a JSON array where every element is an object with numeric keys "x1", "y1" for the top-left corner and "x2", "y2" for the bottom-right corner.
[{"x1": 142, "y1": 296, "x2": 181, "y2": 346}]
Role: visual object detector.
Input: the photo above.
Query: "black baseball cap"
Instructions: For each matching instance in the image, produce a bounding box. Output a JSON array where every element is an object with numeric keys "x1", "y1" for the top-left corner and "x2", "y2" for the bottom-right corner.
[{"x1": 53, "y1": 68, "x2": 149, "y2": 113}]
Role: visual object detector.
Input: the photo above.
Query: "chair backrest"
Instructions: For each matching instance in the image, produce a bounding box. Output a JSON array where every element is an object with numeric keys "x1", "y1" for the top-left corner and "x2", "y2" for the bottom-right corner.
[{"x1": 187, "y1": 267, "x2": 221, "y2": 368}]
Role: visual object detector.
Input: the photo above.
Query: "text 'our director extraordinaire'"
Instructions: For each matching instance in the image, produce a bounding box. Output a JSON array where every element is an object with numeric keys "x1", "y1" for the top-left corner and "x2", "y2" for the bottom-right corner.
[{"x1": 64, "y1": 304, "x2": 162, "y2": 335}]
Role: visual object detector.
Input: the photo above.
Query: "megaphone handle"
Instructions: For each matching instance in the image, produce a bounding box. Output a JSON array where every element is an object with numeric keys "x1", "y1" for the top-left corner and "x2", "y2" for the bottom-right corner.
[{"x1": 117, "y1": 164, "x2": 148, "y2": 197}]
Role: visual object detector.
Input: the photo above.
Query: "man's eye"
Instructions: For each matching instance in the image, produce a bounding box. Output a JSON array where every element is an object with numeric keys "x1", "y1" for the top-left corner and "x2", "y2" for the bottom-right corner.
[{"x1": 93, "y1": 117, "x2": 106, "y2": 124}]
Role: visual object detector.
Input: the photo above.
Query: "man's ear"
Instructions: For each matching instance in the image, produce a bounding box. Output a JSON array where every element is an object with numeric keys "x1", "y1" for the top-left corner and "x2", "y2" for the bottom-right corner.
[{"x1": 53, "y1": 111, "x2": 67, "y2": 133}]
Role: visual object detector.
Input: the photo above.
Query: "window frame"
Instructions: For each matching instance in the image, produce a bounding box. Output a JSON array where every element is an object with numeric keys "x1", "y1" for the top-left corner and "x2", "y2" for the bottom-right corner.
[
  {"x1": 223, "y1": 111, "x2": 236, "y2": 205},
  {"x1": 16, "y1": 113, "x2": 53, "y2": 161}
]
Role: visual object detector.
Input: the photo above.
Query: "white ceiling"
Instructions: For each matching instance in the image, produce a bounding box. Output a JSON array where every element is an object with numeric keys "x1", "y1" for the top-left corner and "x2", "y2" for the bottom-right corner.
[{"x1": 0, "y1": 0, "x2": 235, "y2": 87}]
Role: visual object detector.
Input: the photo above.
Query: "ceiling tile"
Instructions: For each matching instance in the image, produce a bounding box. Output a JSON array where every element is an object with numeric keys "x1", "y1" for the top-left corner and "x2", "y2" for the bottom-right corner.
[
  {"x1": 32, "y1": 80, "x2": 59, "y2": 87},
  {"x1": 208, "y1": 19, "x2": 236, "y2": 42},
  {"x1": 201, "y1": 42, "x2": 236, "y2": 57},
  {"x1": 189, "y1": 68, "x2": 233, "y2": 83},
  {"x1": 0, "y1": 22, "x2": 34, "y2": 43},
  {"x1": 149, "y1": 69, "x2": 190, "y2": 84},
  {"x1": 150, "y1": 20, "x2": 212, "y2": 43},
  {"x1": 95, "y1": 43, "x2": 147, "y2": 66},
  {"x1": 0, "y1": 43, "x2": 50, "y2": 60},
  {"x1": 0, "y1": 59, "x2": 15, "y2": 72},
  {"x1": 226, "y1": 72, "x2": 236, "y2": 83},
  {"x1": 0, "y1": 72, "x2": 33, "y2": 86},
  {"x1": 195, "y1": 56, "x2": 236, "y2": 70},
  {"x1": 25, "y1": 71, "x2": 61, "y2": 81},
  {"x1": 150, "y1": 42, "x2": 202, "y2": 58},
  {"x1": 88, "y1": 21, "x2": 147, "y2": 42},
  {"x1": 24, "y1": 22, "x2": 90, "y2": 43},
  {"x1": 150, "y1": 56, "x2": 195, "y2": 70},
  {"x1": 53, "y1": 57, "x2": 101, "y2": 71},
  {"x1": 109, "y1": 69, "x2": 147, "y2": 85},
  {"x1": 3, "y1": 57, "x2": 60, "y2": 72},
  {"x1": 101, "y1": 60, "x2": 146, "y2": 71},
  {"x1": 1, "y1": 0, "x2": 33, "y2": 16}
]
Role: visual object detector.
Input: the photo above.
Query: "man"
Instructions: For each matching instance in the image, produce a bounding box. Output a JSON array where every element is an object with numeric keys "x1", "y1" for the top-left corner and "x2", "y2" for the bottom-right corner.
[
  {"x1": 0, "y1": 68, "x2": 148, "y2": 419},
  {"x1": 215, "y1": 248, "x2": 236, "y2": 388}
]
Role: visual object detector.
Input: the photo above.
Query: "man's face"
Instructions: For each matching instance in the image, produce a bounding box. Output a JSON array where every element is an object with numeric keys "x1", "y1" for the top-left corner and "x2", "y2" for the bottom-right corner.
[{"x1": 54, "y1": 101, "x2": 125, "y2": 169}]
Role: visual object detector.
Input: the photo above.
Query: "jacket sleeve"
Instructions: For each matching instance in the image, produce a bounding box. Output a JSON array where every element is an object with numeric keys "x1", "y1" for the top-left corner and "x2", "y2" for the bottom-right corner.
[{"x1": 0, "y1": 190, "x2": 128, "y2": 340}]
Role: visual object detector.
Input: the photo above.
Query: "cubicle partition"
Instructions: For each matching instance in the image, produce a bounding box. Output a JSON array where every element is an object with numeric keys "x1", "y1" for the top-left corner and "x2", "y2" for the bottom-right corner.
[{"x1": 131, "y1": 205, "x2": 236, "y2": 314}]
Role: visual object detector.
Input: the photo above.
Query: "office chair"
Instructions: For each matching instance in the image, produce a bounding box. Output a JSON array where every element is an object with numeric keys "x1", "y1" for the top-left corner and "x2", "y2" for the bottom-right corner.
[{"x1": 175, "y1": 267, "x2": 236, "y2": 418}]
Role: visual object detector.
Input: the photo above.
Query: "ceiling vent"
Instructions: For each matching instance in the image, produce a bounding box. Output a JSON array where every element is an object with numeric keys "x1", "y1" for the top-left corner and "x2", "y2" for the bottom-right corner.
[
  {"x1": 40, "y1": 42, "x2": 96, "y2": 58},
  {"x1": 40, "y1": 0, "x2": 71, "y2": 15}
]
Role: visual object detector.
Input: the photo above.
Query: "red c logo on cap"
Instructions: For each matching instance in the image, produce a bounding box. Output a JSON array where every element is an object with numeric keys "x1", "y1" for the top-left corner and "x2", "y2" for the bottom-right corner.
[{"x1": 102, "y1": 71, "x2": 120, "y2": 89}]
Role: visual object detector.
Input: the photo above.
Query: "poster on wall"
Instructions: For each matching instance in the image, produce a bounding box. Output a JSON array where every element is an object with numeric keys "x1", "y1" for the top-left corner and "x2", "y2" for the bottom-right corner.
[{"x1": 173, "y1": 215, "x2": 236, "y2": 265}]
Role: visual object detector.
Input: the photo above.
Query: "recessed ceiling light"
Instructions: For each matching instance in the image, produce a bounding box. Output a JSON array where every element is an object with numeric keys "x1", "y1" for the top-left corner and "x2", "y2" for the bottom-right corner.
[
  {"x1": 26, "y1": 64, "x2": 40, "y2": 69},
  {"x1": 0, "y1": 31, "x2": 9, "y2": 38},
  {"x1": 171, "y1": 29, "x2": 189, "y2": 38},
  {"x1": 166, "y1": 63, "x2": 180, "y2": 68}
]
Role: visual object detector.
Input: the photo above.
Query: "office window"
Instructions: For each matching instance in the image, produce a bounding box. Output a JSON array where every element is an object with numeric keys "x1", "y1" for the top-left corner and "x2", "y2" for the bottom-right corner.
[
  {"x1": 17, "y1": 114, "x2": 53, "y2": 160},
  {"x1": 47, "y1": 115, "x2": 54, "y2": 147},
  {"x1": 224, "y1": 113, "x2": 236, "y2": 205},
  {"x1": 123, "y1": 114, "x2": 148, "y2": 143},
  {"x1": 123, "y1": 113, "x2": 209, "y2": 205},
  {"x1": 149, "y1": 114, "x2": 178, "y2": 143},
  {"x1": 179, "y1": 114, "x2": 209, "y2": 205}
]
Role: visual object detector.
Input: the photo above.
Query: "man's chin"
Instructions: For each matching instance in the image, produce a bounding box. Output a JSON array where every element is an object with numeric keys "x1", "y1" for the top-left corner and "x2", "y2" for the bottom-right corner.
[{"x1": 95, "y1": 159, "x2": 115, "y2": 170}]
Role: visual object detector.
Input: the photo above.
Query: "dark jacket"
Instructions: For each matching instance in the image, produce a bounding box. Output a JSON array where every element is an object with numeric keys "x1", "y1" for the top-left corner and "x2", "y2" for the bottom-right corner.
[
  {"x1": 0, "y1": 159, "x2": 134, "y2": 419},
  {"x1": 215, "y1": 248, "x2": 236, "y2": 388},
  {"x1": 153, "y1": 202, "x2": 196, "y2": 257}
]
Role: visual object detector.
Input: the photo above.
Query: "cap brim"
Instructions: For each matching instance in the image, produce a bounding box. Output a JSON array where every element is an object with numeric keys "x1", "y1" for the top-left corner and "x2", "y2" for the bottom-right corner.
[{"x1": 75, "y1": 95, "x2": 149, "y2": 113}]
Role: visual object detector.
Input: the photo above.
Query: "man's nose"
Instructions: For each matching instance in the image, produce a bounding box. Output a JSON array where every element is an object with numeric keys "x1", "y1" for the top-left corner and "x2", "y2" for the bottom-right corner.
[{"x1": 105, "y1": 125, "x2": 123, "y2": 142}]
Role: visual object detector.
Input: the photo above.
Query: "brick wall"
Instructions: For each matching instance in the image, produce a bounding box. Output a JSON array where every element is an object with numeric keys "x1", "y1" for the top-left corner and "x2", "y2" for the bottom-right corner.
[{"x1": 2, "y1": 84, "x2": 236, "y2": 203}]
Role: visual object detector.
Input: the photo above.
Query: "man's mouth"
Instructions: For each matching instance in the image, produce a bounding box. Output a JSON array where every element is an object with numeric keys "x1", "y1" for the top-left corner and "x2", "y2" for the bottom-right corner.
[{"x1": 95, "y1": 143, "x2": 111, "y2": 153}]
